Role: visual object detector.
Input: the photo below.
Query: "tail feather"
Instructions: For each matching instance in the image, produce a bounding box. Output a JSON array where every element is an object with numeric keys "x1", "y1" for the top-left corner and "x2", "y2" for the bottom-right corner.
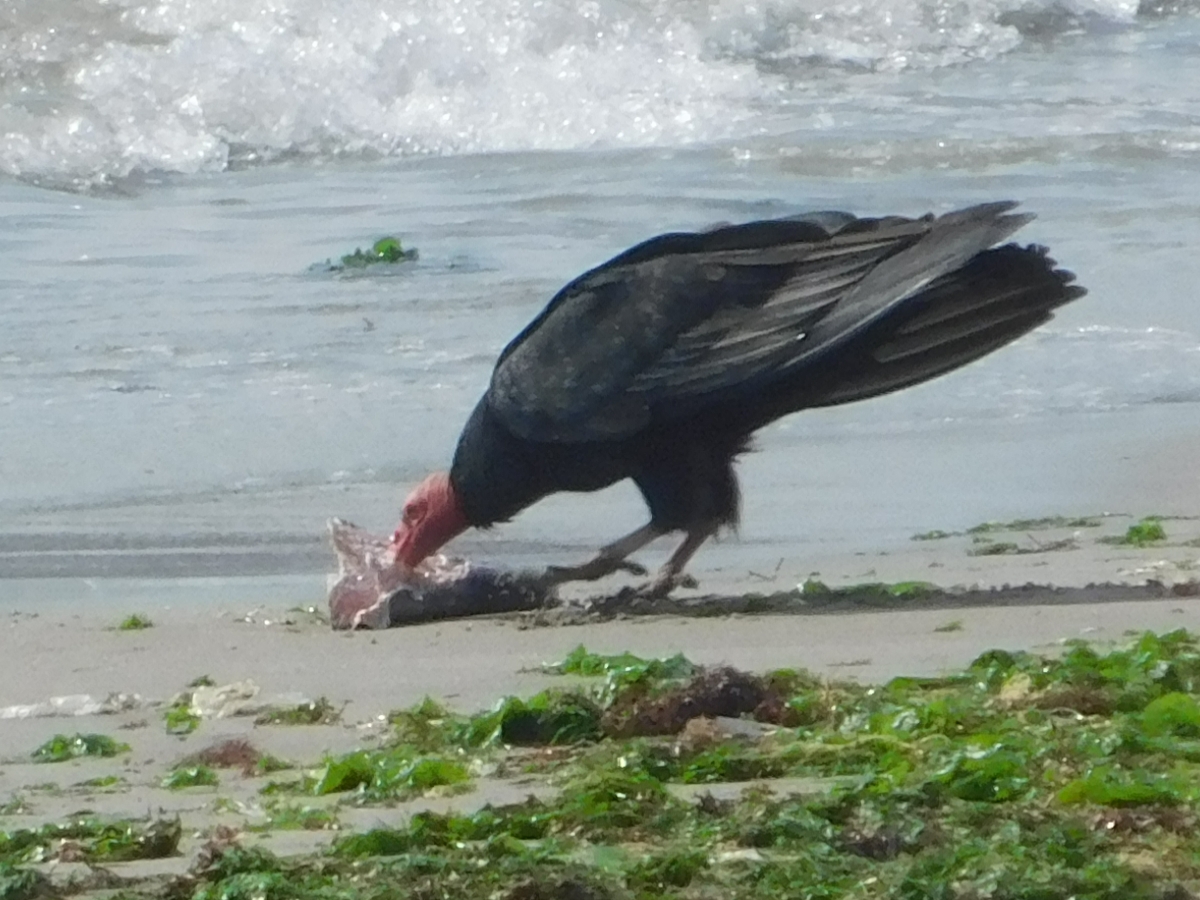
[
  {"x1": 813, "y1": 312, "x2": 1051, "y2": 406},
  {"x1": 803, "y1": 243, "x2": 1083, "y2": 409}
]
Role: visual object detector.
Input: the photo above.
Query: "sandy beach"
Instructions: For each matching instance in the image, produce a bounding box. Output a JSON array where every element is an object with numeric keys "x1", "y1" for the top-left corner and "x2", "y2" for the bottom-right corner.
[{"x1": 3, "y1": 508, "x2": 1200, "y2": 892}]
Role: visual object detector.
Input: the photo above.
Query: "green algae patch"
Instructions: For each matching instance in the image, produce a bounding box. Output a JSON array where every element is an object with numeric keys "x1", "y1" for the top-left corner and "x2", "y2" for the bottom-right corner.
[
  {"x1": 163, "y1": 765, "x2": 219, "y2": 790},
  {"x1": 164, "y1": 701, "x2": 200, "y2": 735},
  {"x1": 799, "y1": 578, "x2": 938, "y2": 603},
  {"x1": 968, "y1": 515, "x2": 1104, "y2": 533},
  {"x1": 116, "y1": 613, "x2": 153, "y2": 630},
  {"x1": 1101, "y1": 517, "x2": 1169, "y2": 547},
  {"x1": 0, "y1": 816, "x2": 180, "y2": 865},
  {"x1": 314, "y1": 236, "x2": 420, "y2": 274},
  {"x1": 544, "y1": 644, "x2": 698, "y2": 684},
  {"x1": 387, "y1": 696, "x2": 466, "y2": 751},
  {"x1": 251, "y1": 803, "x2": 340, "y2": 832},
  {"x1": 968, "y1": 534, "x2": 1079, "y2": 556},
  {"x1": 911, "y1": 528, "x2": 955, "y2": 540},
  {"x1": 968, "y1": 539, "x2": 1021, "y2": 556},
  {"x1": 0, "y1": 797, "x2": 29, "y2": 816},
  {"x1": 0, "y1": 863, "x2": 47, "y2": 900},
  {"x1": 465, "y1": 690, "x2": 605, "y2": 746},
  {"x1": 340, "y1": 236, "x2": 418, "y2": 268},
  {"x1": 309, "y1": 749, "x2": 470, "y2": 802},
  {"x1": 31, "y1": 733, "x2": 129, "y2": 763},
  {"x1": 58, "y1": 631, "x2": 1200, "y2": 900}
]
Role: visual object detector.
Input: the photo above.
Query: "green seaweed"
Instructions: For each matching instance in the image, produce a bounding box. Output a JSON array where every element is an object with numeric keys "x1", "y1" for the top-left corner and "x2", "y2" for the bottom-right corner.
[
  {"x1": 256, "y1": 754, "x2": 293, "y2": 775},
  {"x1": 1103, "y1": 517, "x2": 1169, "y2": 547},
  {"x1": 309, "y1": 749, "x2": 469, "y2": 802},
  {"x1": 116, "y1": 613, "x2": 153, "y2": 630},
  {"x1": 799, "y1": 578, "x2": 939, "y2": 602},
  {"x1": 0, "y1": 816, "x2": 180, "y2": 865},
  {"x1": 164, "y1": 701, "x2": 200, "y2": 735},
  {"x1": 0, "y1": 797, "x2": 28, "y2": 816},
  {"x1": 162, "y1": 765, "x2": 219, "y2": 790},
  {"x1": 464, "y1": 690, "x2": 604, "y2": 747},
  {"x1": 251, "y1": 804, "x2": 340, "y2": 832},
  {"x1": 967, "y1": 539, "x2": 1021, "y2": 556},
  {"x1": 254, "y1": 696, "x2": 341, "y2": 726},
  {"x1": 1057, "y1": 765, "x2": 1190, "y2": 806},
  {"x1": 544, "y1": 645, "x2": 698, "y2": 684},
  {"x1": 31, "y1": 733, "x2": 129, "y2": 763},
  {"x1": 319, "y1": 236, "x2": 419, "y2": 273},
  {"x1": 911, "y1": 529, "x2": 955, "y2": 540},
  {"x1": 27, "y1": 632, "x2": 1200, "y2": 900},
  {"x1": 967, "y1": 515, "x2": 1103, "y2": 533},
  {"x1": 388, "y1": 697, "x2": 465, "y2": 751},
  {"x1": 0, "y1": 863, "x2": 47, "y2": 900}
]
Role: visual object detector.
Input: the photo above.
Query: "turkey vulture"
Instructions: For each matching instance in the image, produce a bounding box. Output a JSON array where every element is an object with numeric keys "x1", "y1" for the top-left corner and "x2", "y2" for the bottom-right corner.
[{"x1": 391, "y1": 202, "x2": 1084, "y2": 596}]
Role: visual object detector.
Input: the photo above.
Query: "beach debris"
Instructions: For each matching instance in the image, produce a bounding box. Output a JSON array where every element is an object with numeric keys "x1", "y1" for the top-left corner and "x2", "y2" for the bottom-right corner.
[
  {"x1": 326, "y1": 518, "x2": 552, "y2": 629},
  {"x1": 0, "y1": 692, "x2": 143, "y2": 720},
  {"x1": 163, "y1": 680, "x2": 316, "y2": 732},
  {"x1": 184, "y1": 681, "x2": 315, "y2": 719},
  {"x1": 192, "y1": 824, "x2": 243, "y2": 873},
  {"x1": 189, "y1": 680, "x2": 261, "y2": 718}
]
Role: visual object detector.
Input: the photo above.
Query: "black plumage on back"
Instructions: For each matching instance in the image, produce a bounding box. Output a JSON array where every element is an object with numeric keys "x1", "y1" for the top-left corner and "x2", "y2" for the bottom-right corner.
[{"x1": 444, "y1": 202, "x2": 1084, "y2": 594}]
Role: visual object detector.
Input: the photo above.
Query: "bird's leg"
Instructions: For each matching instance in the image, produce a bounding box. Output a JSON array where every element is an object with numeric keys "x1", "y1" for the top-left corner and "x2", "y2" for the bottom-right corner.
[
  {"x1": 637, "y1": 525, "x2": 715, "y2": 599},
  {"x1": 542, "y1": 523, "x2": 664, "y2": 585}
]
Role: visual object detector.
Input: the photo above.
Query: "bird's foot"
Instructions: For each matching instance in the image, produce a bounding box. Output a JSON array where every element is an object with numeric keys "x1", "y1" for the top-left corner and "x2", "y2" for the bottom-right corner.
[
  {"x1": 542, "y1": 556, "x2": 647, "y2": 585},
  {"x1": 634, "y1": 571, "x2": 699, "y2": 600}
]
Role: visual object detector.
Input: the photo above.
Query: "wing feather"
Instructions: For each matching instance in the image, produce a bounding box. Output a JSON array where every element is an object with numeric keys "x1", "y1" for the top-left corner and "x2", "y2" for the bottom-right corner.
[{"x1": 487, "y1": 203, "x2": 1043, "y2": 443}]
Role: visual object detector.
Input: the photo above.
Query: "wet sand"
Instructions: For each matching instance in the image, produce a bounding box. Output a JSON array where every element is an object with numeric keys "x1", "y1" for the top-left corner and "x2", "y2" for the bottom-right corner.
[{"x1": 2, "y1": 511, "x2": 1200, "y2": 883}]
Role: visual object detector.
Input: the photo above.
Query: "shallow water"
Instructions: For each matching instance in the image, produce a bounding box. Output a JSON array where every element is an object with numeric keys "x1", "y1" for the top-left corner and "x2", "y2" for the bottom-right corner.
[{"x1": 3, "y1": 0, "x2": 1200, "y2": 590}]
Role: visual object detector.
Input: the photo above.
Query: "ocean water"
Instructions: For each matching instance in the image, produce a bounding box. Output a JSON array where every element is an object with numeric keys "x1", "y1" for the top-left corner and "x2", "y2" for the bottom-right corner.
[{"x1": 3, "y1": 0, "x2": 1200, "y2": 593}]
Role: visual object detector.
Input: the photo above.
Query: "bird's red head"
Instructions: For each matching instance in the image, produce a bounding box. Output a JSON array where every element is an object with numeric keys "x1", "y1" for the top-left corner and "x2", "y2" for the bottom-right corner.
[{"x1": 391, "y1": 471, "x2": 470, "y2": 568}]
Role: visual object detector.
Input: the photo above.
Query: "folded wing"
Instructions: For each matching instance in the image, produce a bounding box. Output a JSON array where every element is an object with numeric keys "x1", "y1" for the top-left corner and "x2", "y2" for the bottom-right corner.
[{"x1": 488, "y1": 202, "x2": 1070, "y2": 443}]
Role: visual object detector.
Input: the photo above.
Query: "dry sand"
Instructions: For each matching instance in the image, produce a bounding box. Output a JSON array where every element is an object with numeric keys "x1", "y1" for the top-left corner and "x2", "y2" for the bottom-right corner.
[{"x1": 3, "y1": 510, "x2": 1200, "y2": 883}]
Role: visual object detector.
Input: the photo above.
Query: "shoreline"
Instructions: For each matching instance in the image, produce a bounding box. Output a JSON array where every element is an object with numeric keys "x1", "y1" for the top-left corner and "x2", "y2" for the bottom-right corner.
[{"x1": 3, "y1": 510, "x2": 1200, "y2": 888}]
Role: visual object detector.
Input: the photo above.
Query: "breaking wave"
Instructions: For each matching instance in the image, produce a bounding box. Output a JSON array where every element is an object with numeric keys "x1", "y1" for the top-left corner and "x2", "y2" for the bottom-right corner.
[{"x1": 0, "y1": 0, "x2": 1178, "y2": 189}]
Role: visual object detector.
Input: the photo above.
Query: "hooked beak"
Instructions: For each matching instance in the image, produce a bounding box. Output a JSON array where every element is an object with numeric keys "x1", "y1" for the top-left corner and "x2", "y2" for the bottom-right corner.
[
  {"x1": 390, "y1": 523, "x2": 425, "y2": 570},
  {"x1": 390, "y1": 471, "x2": 470, "y2": 570}
]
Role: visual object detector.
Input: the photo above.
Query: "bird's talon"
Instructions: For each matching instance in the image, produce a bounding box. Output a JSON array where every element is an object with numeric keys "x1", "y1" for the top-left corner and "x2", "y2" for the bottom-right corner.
[{"x1": 542, "y1": 556, "x2": 643, "y2": 585}]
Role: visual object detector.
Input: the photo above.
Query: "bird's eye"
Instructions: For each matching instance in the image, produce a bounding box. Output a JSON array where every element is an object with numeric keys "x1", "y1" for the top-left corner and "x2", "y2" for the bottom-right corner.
[{"x1": 403, "y1": 500, "x2": 426, "y2": 526}]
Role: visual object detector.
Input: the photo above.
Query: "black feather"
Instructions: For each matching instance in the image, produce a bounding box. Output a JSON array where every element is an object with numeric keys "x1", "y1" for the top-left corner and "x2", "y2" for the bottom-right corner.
[{"x1": 449, "y1": 204, "x2": 1084, "y2": 536}]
